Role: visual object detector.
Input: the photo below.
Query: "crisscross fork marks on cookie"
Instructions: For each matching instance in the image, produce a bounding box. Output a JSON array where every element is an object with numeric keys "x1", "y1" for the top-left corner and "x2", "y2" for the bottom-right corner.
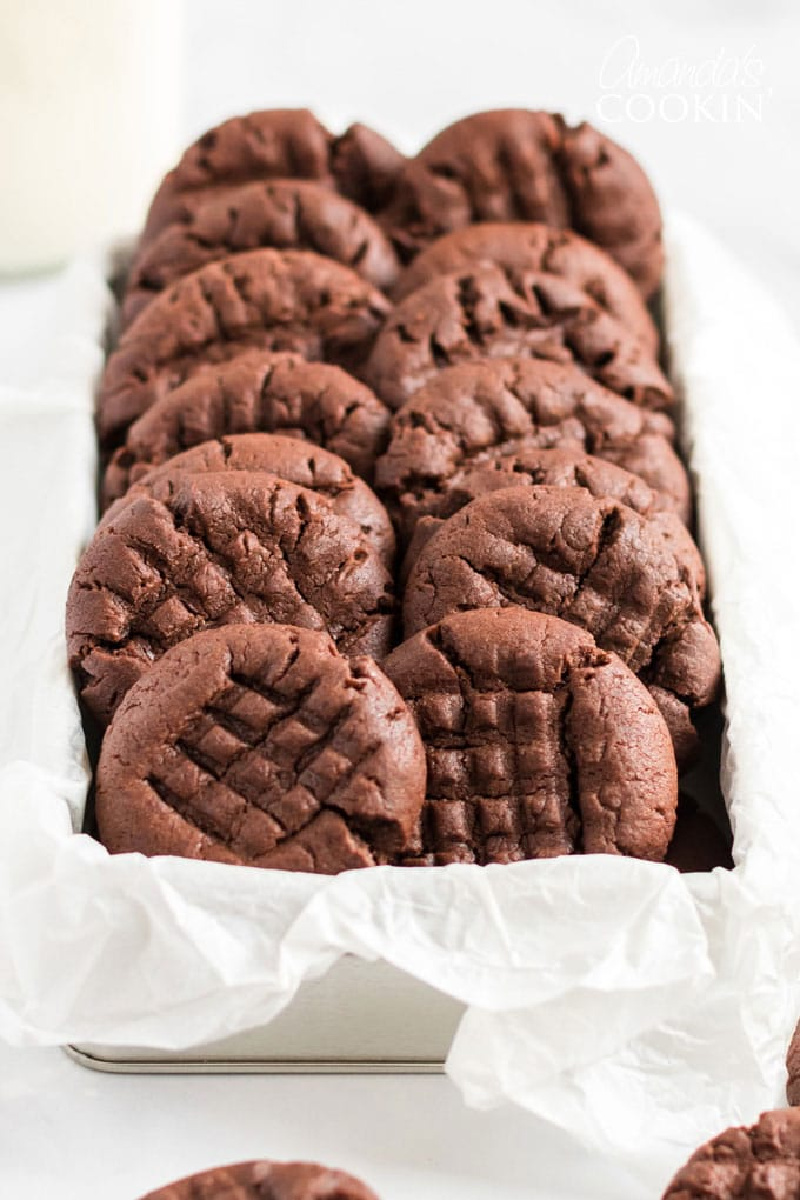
[
  {"x1": 122, "y1": 179, "x2": 400, "y2": 328},
  {"x1": 98, "y1": 248, "x2": 391, "y2": 445},
  {"x1": 374, "y1": 359, "x2": 689, "y2": 542},
  {"x1": 95, "y1": 626, "x2": 426, "y2": 872},
  {"x1": 392, "y1": 225, "x2": 658, "y2": 353},
  {"x1": 362, "y1": 264, "x2": 672, "y2": 411},
  {"x1": 402, "y1": 486, "x2": 719, "y2": 710},
  {"x1": 102, "y1": 352, "x2": 391, "y2": 503},
  {"x1": 145, "y1": 662, "x2": 382, "y2": 857},
  {"x1": 412, "y1": 625, "x2": 579, "y2": 864},
  {"x1": 384, "y1": 608, "x2": 678, "y2": 866},
  {"x1": 67, "y1": 472, "x2": 394, "y2": 725},
  {"x1": 101, "y1": 433, "x2": 396, "y2": 568}
]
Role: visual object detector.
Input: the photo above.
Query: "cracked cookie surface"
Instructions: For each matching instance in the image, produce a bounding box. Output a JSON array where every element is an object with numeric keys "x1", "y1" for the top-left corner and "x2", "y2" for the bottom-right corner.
[
  {"x1": 97, "y1": 626, "x2": 424, "y2": 874},
  {"x1": 361, "y1": 264, "x2": 672, "y2": 411},
  {"x1": 101, "y1": 433, "x2": 395, "y2": 568},
  {"x1": 402, "y1": 485, "x2": 720, "y2": 736},
  {"x1": 393, "y1": 222, "x2": 657, "y2": 352},
  {"x1": 384, "y1": 608, "x2": 677, "y2": 865},
  {"x1": 380, "y1": 109, "x2": 663, "y2": 296},
  {"x1": 142, "y1": 107, "x2": 406, "y2": 244},
  {"x1": 124, "y1": 179, "x2": 400, "y2": 328},
  {"x1": 98, "y1": 249, "x2": 391, "y2": 447},
  {"x1": 67, "y1": 472, "x2": 395, "y2": 726},
  {"x1": 661, "y1": 1109, "x2": 800, "y2": 1199},
  {"x1": 102, "y1": 350, "x2": 391, "y2": 495},
  {"x1": 374, "y1": 358, "x2": 688, "y2": 543},
  {"x1": 401, "y1": 447, "x2": 703, "y2": 600}
]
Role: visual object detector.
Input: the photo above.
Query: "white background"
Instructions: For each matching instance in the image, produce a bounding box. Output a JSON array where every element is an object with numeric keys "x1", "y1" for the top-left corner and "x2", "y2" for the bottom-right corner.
[
  {"x1": 181, "y1": 0, "x2": 800, "y2": 324},
  {"x1": 1, "y1": 2, "x2": 798, "y2": 1197}
]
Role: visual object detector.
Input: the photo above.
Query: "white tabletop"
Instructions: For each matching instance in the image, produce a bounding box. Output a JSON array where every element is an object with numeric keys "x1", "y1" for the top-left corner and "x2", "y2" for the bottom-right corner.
[
  {"x1": 0, "y1": 1044, "x2": 645, "y2": 1200},
  {"x1": 2, "y1": 2, "x2": 798, "y2": 1197}
]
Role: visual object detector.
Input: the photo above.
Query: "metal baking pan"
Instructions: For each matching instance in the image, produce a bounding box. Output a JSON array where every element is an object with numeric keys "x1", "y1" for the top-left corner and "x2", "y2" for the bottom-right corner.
[
  {"x1": 66, "y1": 708, "x2": 729, "y2": 1074},
  {"x1": 67, "y1": 957, "x2": 464, "y2": 1073},
  {"x1": 66, "y1": 240, "x2": 731, "y2": 1076}
]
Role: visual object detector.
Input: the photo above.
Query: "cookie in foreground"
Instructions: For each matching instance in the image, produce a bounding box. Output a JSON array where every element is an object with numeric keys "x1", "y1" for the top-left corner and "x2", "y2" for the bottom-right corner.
[
  {"x1": 787, "y1": 1017, "x2": 800, "y2": 1106},
  {"x1": 97, "y1": 625, "x2": 424, "y2": 872},
  {"x1": 139, "y1": 1158, "x2": 379, "y2": 1199},
  {"x1": 661, "y1": 1108, "x2": 800, "y2": 1198},
  {"x1": 385, "y1": 607, "x2": 678, "y2": 865}
]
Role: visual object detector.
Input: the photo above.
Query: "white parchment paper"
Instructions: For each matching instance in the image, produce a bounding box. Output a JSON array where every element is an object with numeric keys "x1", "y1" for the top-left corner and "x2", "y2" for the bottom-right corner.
[{"x1": 1, "y1": 215, "x2": 800, "y2": 1183}]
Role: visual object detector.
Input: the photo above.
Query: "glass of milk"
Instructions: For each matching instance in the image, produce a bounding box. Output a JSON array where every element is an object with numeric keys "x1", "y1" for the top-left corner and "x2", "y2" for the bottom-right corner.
[{"x1": 0, "y1": 0, "x2": 184, "y2": 275}]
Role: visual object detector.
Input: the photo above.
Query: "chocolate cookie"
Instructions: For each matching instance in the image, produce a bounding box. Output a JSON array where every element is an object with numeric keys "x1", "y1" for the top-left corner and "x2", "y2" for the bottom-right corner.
[
  {"x1": 67, "y1": 472, "x2": 394, "y2": 725},
  {"x1": 98, "y1": 249, "x2": 391, "y2": 447},
  {"x1": 101, "y1": 434, "x2": 395, "y2": 567},
  {"x1": 384, "y1": 608, "x2": 677, "y2": 865},
  {"x1": 123, "y1": 179, "x2": 400, "y2": 329},
  {"x1": 661, "y1": 1109, "x2": 800, "y2": 1199},
  {"x1": 96, "y1": 626, "x2": 424, "y2": 873},
  {"x1": 374, "y1": 359, "x2": 689, "y2": 544},
  {"x1": 331, "y1": 121, "x2": 407, "y2": 214},
  {"x1": 648, "y1": 685, "x2": 704, "y2": 772},
  {"x1": 361, "y1": 265, "x2": 672, "y2": 411},
  {"x1": 788, "y1": 1020, "x2": 800, "y2": 1106},
  {"x1": 141, "y1": 1161, "x2": 379, "y2": 1200},
  {"x1": 102, "y1": 350, "x2": 390, "y2": 495},
  {"x1": 401, "y1": 448, "x2": 703, "y2": 601},
  {"x1": 560, "y1": 120, "x2": 664, "y2": 299},
  {"x1": 381, "y1": 109, "x2": 663, "y2": 296},
  {"x1": 142, "y1": 108, "x2": 406, "y2": 244},
  {"x1": 393, "y1": 223, "x2": 657, "y2": 352},
  {"x1": 403, "y1": 486, "x2": 720, "y2": 743}
]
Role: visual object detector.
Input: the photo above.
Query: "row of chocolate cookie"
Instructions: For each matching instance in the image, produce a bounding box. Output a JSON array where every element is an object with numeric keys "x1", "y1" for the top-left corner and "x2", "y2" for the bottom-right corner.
[
  {"x1": 128, "y1": 105, "x2": 663, "y2": 309},
  {"x1": 98, "y1": 230, "x2": 673, "y2": 505},
  {"x1": 98, "y1": 105, "x2": 668, "y2": 452},
  {"x1": 70, "y1": 109, "x2": 718, "y2": 872},
  {"x1": 77, "y1": 119, "x2": 416, "y2": 881},
  {"x1": 99, "y1": 227, "x2": 669, "y2": 456},
  {"x1": 86, "y1": 105, "x2": 678, "y2": 715},
  {"x1": 365, "y1": 163, "x2": 715, "y2": 863},
  {"x1": 89, "y1": 607, "x2": 685, "y2": 871},
  {"x1": 73, "y1": 449, "x2": 690, "y2": 868},
  {"x1": 74, "y1": 426, "x2": 703, "y2": 871}
]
